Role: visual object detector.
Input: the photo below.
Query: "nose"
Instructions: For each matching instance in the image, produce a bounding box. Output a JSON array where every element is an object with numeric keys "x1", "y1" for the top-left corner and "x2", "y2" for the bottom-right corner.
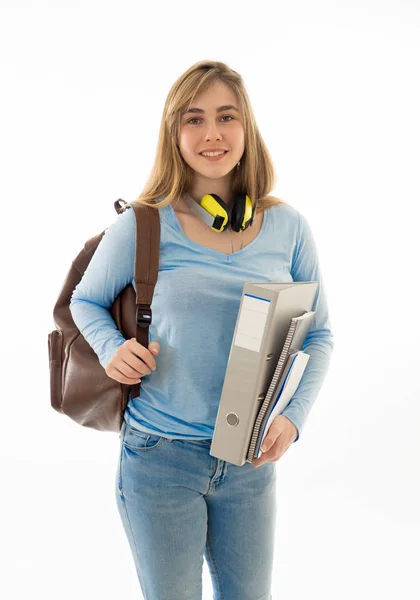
[{"x1": 205, "y1": 120, "x2": 222, "y2": 140}]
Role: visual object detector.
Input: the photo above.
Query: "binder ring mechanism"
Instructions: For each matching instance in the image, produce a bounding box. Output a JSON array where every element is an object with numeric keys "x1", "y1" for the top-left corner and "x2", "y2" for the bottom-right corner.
[{"x1": 136, "y1": 304, "x2": 152, "y2": 328}]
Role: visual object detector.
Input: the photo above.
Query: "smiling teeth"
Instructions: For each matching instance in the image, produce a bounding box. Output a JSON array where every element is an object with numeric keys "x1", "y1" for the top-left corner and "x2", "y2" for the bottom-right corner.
[{"x1": 201, "y1": 151, "x2": 226, "y2": 157}]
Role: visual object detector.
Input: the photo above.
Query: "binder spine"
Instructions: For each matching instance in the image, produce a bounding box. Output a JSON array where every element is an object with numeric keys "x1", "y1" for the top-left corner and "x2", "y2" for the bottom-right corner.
[{"x1": 246, "y1": 320, "x2": 298, "y2": 463}]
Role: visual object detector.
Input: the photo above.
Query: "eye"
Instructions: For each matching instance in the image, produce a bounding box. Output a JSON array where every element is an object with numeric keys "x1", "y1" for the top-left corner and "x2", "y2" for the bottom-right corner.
[{"x1": 187, "y1": 115, "x2": 234, "y2": 125}]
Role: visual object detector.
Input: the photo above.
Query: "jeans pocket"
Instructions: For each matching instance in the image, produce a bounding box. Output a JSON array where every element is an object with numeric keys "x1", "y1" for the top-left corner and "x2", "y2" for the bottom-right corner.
[{"x1": 123, "y1": 425, "x2": 164, "y2": 452}]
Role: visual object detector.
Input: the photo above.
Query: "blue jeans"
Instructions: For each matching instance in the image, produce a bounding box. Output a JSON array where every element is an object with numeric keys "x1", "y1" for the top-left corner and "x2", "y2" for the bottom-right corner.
[{"x1": 115, "y1": 420, "x2": 277, "y2": 600}]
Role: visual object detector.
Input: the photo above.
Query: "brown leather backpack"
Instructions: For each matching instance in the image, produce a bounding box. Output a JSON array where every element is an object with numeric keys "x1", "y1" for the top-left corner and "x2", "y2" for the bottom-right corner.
[{"x1": 48, "y1": 199, "x2": 160, "y2": 433}]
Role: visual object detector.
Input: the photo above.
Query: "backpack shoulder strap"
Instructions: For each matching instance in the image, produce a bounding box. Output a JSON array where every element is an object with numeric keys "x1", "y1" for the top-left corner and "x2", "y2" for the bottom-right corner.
[
  {"x1": 112, "y1": 198, "x2": 160, "y2": 400},
  {"x1": 113, "y1": 198, "x2": 160, "y2": 314},
  {"x1": 130, "y1": 200, "x2": 161, "y2": 311},
  {"x1": 131, "y1": 200, "x2": 160, "y2": 398}
]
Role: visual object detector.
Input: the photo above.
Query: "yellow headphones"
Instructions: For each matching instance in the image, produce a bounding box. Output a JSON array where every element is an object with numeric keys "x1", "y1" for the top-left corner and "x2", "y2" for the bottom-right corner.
[{"x1": 183, "y1": 192, "x2": 256, "y2": 233}]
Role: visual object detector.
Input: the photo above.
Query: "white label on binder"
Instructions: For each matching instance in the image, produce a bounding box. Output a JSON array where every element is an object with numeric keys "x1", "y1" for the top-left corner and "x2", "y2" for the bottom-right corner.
[{"x1": 233, "y1": 294, "x2": 270, "y2": 352}]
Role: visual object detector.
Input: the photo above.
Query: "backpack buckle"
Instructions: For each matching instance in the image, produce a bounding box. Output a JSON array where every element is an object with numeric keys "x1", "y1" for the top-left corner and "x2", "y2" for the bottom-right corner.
[{"x1": 136, "y1": 304, "x2": 152, "y2": 328}]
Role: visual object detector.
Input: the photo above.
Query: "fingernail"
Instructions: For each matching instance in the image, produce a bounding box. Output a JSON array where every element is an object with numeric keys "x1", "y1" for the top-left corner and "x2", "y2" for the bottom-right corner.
[{"x1": 261, "y1": 445, "x2": 268, "y2": 452}]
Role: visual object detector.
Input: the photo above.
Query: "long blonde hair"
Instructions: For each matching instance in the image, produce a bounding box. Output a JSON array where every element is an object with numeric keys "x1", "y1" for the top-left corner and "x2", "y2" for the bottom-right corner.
[{"x1": 131, "y1": 60, "x2": 287, "y2": 214}]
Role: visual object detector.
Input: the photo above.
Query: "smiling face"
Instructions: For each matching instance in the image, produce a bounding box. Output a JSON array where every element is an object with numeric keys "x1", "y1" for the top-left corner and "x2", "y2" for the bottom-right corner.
[{"x1": 178, "y1": 80, "x2": 245, "y2": 205}]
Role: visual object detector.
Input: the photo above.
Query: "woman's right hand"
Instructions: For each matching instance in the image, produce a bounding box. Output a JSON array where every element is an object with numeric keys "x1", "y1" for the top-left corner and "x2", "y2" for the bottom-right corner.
[{"x1": 105, "y1": 338, "x2": 160, "y2": 385}]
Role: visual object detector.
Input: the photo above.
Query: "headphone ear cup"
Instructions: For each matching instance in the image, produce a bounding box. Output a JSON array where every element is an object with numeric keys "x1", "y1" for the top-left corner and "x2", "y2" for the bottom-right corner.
[
  {"x1": 231, "y1": 194, "x2": 253, "y2": 232},
  {"x1": 203, "y1": 193, "x2": 231, "y2": 231},
  {"x1": 230, "y1": 196, "x2": 242, "y2": 232}
]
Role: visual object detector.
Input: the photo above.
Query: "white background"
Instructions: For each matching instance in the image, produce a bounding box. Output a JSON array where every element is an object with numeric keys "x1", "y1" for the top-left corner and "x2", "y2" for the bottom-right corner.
[{"x1": 1, "y1": 1, "x2": 419, "y2": 598}]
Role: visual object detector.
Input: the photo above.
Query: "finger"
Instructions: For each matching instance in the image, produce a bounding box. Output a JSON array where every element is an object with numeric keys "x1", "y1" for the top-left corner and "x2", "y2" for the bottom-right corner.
[
  {"x1": 120, "y1": 353, "x2": 152, "y2": 376},
  {"x1": 108, "y1": 366, "x2": 142, "y2": 385},
  {"x1": 252, "y1": 454, "x2": 266, "y2": 466},
  {"x1": 149, "y1": 342, "x2": 160, "y2": 355},
  {"x1": 130, "y1": 338, "x2": 157, "y2": 371},
  {"x1": 261, "y1": 438, "x2": 274, "y2": 453}
]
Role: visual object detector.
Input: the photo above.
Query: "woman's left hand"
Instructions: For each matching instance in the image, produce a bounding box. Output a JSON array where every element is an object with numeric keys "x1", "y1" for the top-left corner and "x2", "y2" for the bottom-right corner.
[{"x1": 252, "y1": 415, "x2": 298, "y2": 468}]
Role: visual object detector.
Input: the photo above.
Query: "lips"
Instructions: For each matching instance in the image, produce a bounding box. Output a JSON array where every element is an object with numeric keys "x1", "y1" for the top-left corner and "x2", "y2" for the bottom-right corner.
[{"x1": 200, "y1": 151, "x2": 229, "y2": 161}]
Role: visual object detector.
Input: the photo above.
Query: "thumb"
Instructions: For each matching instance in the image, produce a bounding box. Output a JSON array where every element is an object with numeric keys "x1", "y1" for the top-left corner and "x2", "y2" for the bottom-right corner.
[
  {"x1": 261, "y1": 437, "x2": 272, "y2": 453},
  {"x1": 149, "y1": 341, "x2": 160, "y2": 355}
]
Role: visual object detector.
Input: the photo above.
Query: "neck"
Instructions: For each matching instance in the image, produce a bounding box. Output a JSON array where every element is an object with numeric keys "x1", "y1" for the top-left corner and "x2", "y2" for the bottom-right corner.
[{"x1": 187, "y1": 177, "x2": 234, "y2": 209}]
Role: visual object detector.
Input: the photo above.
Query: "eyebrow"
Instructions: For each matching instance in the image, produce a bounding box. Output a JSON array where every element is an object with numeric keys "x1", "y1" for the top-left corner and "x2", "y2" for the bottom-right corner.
[{"x1": 182, "y1": 104, "x2": 239, "y2": 116}]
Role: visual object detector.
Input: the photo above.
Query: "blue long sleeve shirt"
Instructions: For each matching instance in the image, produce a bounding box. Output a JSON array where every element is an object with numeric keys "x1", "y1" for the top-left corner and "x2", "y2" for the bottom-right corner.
[{"x1": 69, "y1": 197, "x2": 334, "y2": 442}]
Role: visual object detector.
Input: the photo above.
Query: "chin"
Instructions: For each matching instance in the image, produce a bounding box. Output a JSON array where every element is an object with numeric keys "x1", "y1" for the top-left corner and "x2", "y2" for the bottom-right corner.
[
  {"x1": 196, "y1": 157, "x2": 236, "y2": 172},
  {"x1": 198, "y1": 168, "x2": 232, "y2": 179}
]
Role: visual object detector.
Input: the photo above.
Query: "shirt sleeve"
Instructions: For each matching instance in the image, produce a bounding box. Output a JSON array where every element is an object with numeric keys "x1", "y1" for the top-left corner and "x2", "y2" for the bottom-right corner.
[
  {"x1": 69, "y1": 207, "x2": 136, "y2": 370},
  {"x1": 281, "y1": 210, "x2": 334, "y2": 442}
]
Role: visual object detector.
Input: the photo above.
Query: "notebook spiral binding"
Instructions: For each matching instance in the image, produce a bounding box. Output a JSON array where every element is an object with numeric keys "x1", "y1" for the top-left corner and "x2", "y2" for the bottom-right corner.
[{"x1": 245, "y1": 319, "x2": 299, "y2": 463}]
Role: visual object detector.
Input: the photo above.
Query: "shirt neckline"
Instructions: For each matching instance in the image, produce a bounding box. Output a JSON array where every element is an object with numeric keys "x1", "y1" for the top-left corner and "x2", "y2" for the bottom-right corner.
[{"x1": 163, "y1": 201, "x2": 270, "y2": 260}]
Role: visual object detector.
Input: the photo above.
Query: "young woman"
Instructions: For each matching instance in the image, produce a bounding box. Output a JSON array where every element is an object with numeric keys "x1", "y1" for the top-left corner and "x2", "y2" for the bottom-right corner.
[{"x1": 70, "y1": 60, "x2": 334, "y2": 600}]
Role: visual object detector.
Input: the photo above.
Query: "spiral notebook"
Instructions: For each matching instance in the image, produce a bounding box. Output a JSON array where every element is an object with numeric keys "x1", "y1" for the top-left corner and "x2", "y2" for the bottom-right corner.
[
  {"x1": 247, "y1": 311, "x2": 314, "y2": 462},
  {"x1": 209, "y1": 281, "x2": 318, "y2": 466}
]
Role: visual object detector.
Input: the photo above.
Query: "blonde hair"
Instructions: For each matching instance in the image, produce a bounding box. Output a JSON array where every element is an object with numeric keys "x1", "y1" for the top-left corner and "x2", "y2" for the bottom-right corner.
[{"x1": 131, "y1": 60, "x2": 287, "y2": 214}]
